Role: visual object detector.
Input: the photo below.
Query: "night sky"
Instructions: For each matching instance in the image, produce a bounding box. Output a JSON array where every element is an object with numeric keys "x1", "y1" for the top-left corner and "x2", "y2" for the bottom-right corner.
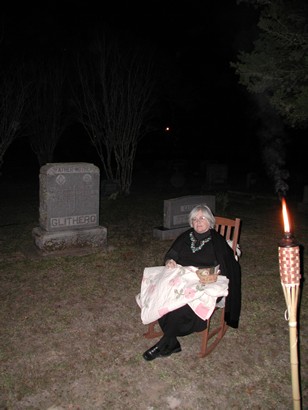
[{"x1": 1, "y1": 1, "x2": 306, "y2": 193}]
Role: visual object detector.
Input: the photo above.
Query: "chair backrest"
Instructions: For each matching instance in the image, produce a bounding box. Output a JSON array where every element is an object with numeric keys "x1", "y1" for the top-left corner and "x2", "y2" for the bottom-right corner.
[{"x1": 214, "y1": 216, "x2": 241, "y2": 256}]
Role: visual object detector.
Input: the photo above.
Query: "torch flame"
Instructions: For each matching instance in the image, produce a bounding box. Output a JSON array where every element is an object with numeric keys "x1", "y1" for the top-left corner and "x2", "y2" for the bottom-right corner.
[{"x1": 282, "y1": 197, "x2": 290, "y2": 233}]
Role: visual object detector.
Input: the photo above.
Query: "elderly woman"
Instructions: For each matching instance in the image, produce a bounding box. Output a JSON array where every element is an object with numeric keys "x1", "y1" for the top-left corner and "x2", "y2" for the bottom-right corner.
[{"x1": 142, "y1": 204, "x2": 241, "y2": 361}]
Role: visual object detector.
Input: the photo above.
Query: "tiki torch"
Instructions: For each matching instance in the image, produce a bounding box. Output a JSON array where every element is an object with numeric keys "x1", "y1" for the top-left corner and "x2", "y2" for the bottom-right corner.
[{"x1": 278, "y1": 197, "x2": 301, "y2": 410}]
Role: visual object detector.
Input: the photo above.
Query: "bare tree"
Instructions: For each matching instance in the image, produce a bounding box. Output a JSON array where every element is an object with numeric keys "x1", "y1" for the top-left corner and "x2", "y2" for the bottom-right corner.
[
  {"x1": 0, "y1": 66, "x2": 29, "y2": 172},
  {"x1": 27, "y1": 55, "x2": 69, "y2": 166},
  {"x1": 72, "y1": 32, "x2": 156, "y2": 195}
]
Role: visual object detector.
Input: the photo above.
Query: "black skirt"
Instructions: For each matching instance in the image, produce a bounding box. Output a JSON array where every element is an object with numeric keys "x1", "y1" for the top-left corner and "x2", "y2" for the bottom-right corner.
[{"x1": 158, "y1": 304, "x2": 207, "y2": 337}]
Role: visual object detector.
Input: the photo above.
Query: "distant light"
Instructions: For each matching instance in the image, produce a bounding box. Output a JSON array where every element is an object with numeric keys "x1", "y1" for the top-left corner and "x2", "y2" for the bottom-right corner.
[{"x1": 165, "y1": 126, "x2": 170, "y2": 132}]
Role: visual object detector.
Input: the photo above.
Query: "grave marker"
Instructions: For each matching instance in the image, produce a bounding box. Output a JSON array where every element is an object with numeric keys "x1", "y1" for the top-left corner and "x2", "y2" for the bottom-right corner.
[
  {"x1": 298, "y1": 185, "x2": 308, "y2": 212},
  {"x1": 32, "y1": 162, "x2": 107, "y2": 253},
  {"x1": 153, "y1": 195, "x2": 216, "y2": 240}
]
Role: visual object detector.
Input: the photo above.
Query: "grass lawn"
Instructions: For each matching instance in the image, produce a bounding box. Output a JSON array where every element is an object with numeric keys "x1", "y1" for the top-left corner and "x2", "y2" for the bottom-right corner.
[{"x1": 0, "y1": 176, "x2": 307, "y2": 409}]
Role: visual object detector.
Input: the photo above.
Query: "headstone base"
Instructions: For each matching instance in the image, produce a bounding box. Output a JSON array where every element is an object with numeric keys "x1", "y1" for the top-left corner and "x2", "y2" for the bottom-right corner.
[
  {"x1": 32, "y1": 226, "x2": 107, "y2": 253},
  {"x1": 153, "y1": 226, "x2": 189, "y2": 241}
]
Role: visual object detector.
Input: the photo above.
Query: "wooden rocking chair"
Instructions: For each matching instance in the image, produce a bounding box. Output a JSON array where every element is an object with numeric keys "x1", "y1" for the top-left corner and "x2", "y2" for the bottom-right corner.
[{"x1": 143, "y1": 215, "x2": 241, "y2": 358}]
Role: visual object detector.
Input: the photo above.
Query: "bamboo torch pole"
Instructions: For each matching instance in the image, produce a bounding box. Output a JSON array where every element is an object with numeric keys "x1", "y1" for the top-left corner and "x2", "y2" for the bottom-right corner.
[{"x1": 278, "y1": 198, "x2": 301, "y2": 410}]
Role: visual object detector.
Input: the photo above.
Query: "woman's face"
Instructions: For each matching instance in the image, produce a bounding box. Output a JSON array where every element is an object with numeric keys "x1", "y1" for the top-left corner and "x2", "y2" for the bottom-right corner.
[{"x1": 191, "y1": 210, "x2": 210, "y2": 234}]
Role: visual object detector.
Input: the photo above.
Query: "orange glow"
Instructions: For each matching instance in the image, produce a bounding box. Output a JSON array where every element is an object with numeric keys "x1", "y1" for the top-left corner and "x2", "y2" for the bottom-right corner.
[{"x1": 282, "y1": 197, "x2": 290, "y2": 233}]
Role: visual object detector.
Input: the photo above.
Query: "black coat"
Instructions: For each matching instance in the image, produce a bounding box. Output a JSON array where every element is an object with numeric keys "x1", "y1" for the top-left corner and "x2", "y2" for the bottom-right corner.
[{"x1": 210, "y1": 229, "x2": 241, "y2": 328}]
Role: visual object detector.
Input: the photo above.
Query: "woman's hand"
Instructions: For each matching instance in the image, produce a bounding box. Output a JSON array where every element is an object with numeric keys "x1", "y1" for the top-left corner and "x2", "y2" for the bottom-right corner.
[{"x1": 165, "y1": 259, "x2": 177, "y2": 269}]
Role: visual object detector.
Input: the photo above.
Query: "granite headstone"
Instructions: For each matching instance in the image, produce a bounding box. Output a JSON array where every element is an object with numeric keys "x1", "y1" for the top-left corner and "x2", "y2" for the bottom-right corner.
[
  {"x1": 298, "y1": 185, "x2": 308, "y2": 212},
  {"x1": 153, "y1": 195, "x2": 216, "y2": 240},
  {"x1": 206, "y1": 164, "x2": 228, "y2": 187},
  {"x1": 32, "y1": 162, "x2": 107, "y2": 253}
]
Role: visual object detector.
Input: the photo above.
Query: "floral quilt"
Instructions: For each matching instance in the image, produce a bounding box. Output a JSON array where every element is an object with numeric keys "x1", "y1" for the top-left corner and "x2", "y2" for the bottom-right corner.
[{"x1": 136, "y1": 265, "x2": 229, "y2": 325}]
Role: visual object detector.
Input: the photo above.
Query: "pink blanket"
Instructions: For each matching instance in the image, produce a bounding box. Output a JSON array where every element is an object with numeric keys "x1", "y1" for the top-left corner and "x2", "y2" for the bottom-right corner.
[{"x1": 136, "y1": 265, "x2": 229, "y2": 325}]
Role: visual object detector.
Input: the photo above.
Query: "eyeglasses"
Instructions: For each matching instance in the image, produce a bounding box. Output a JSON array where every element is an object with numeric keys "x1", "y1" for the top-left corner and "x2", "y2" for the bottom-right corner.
[{"x1": 192, "y1": 216, "x2": 207, "y2": 223}]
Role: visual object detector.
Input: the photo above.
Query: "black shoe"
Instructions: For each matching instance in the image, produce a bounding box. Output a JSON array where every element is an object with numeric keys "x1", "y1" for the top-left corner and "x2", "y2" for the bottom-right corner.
[
  {"x1": 143, "y1": 343, "x2": 161, "y2": 361},
  {"x1": 160, "y1": 341, "x2": 182, "y2": 357},
  {"x1": 143, "y1": 342, "x2": 182, "y2": 361}
]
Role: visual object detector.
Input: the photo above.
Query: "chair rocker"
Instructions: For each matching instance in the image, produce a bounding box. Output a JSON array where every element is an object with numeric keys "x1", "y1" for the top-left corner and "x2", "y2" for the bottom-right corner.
[{"x1": 143, "y1": 215, "x2": 241, "y2": 358}]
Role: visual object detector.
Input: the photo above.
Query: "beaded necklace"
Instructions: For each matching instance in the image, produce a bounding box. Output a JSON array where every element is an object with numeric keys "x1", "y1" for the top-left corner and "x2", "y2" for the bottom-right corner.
[{"x1": 190, "y1": 232, "x2": 211, "y2": 253}]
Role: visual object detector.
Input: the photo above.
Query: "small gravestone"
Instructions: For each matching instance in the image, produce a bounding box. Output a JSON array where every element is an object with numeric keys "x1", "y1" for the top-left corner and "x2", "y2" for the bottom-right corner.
[
  {"x1": 32, "y1": 162, "x2": 107, "y2": 254},
  {"x1": 298, "y1": 185, "x2": 308, "y2": 212},
  {"x1": 206, "y1": 163, "x2": 228, "y2": 187},
  {"x1": 153, "y1": 195, "x2": 216, "y2": 240}
]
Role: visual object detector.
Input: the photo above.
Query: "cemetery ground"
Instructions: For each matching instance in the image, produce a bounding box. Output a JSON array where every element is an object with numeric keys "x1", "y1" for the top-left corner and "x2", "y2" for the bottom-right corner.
[{"x1": 0, "y1": 176, "x2": 307, "y2": 410}]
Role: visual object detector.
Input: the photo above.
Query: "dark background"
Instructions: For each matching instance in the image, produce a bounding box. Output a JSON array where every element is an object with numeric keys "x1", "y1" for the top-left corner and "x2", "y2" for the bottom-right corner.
[{"x1": 1, "y1": 0, "x2": 306, "y2": 195}]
